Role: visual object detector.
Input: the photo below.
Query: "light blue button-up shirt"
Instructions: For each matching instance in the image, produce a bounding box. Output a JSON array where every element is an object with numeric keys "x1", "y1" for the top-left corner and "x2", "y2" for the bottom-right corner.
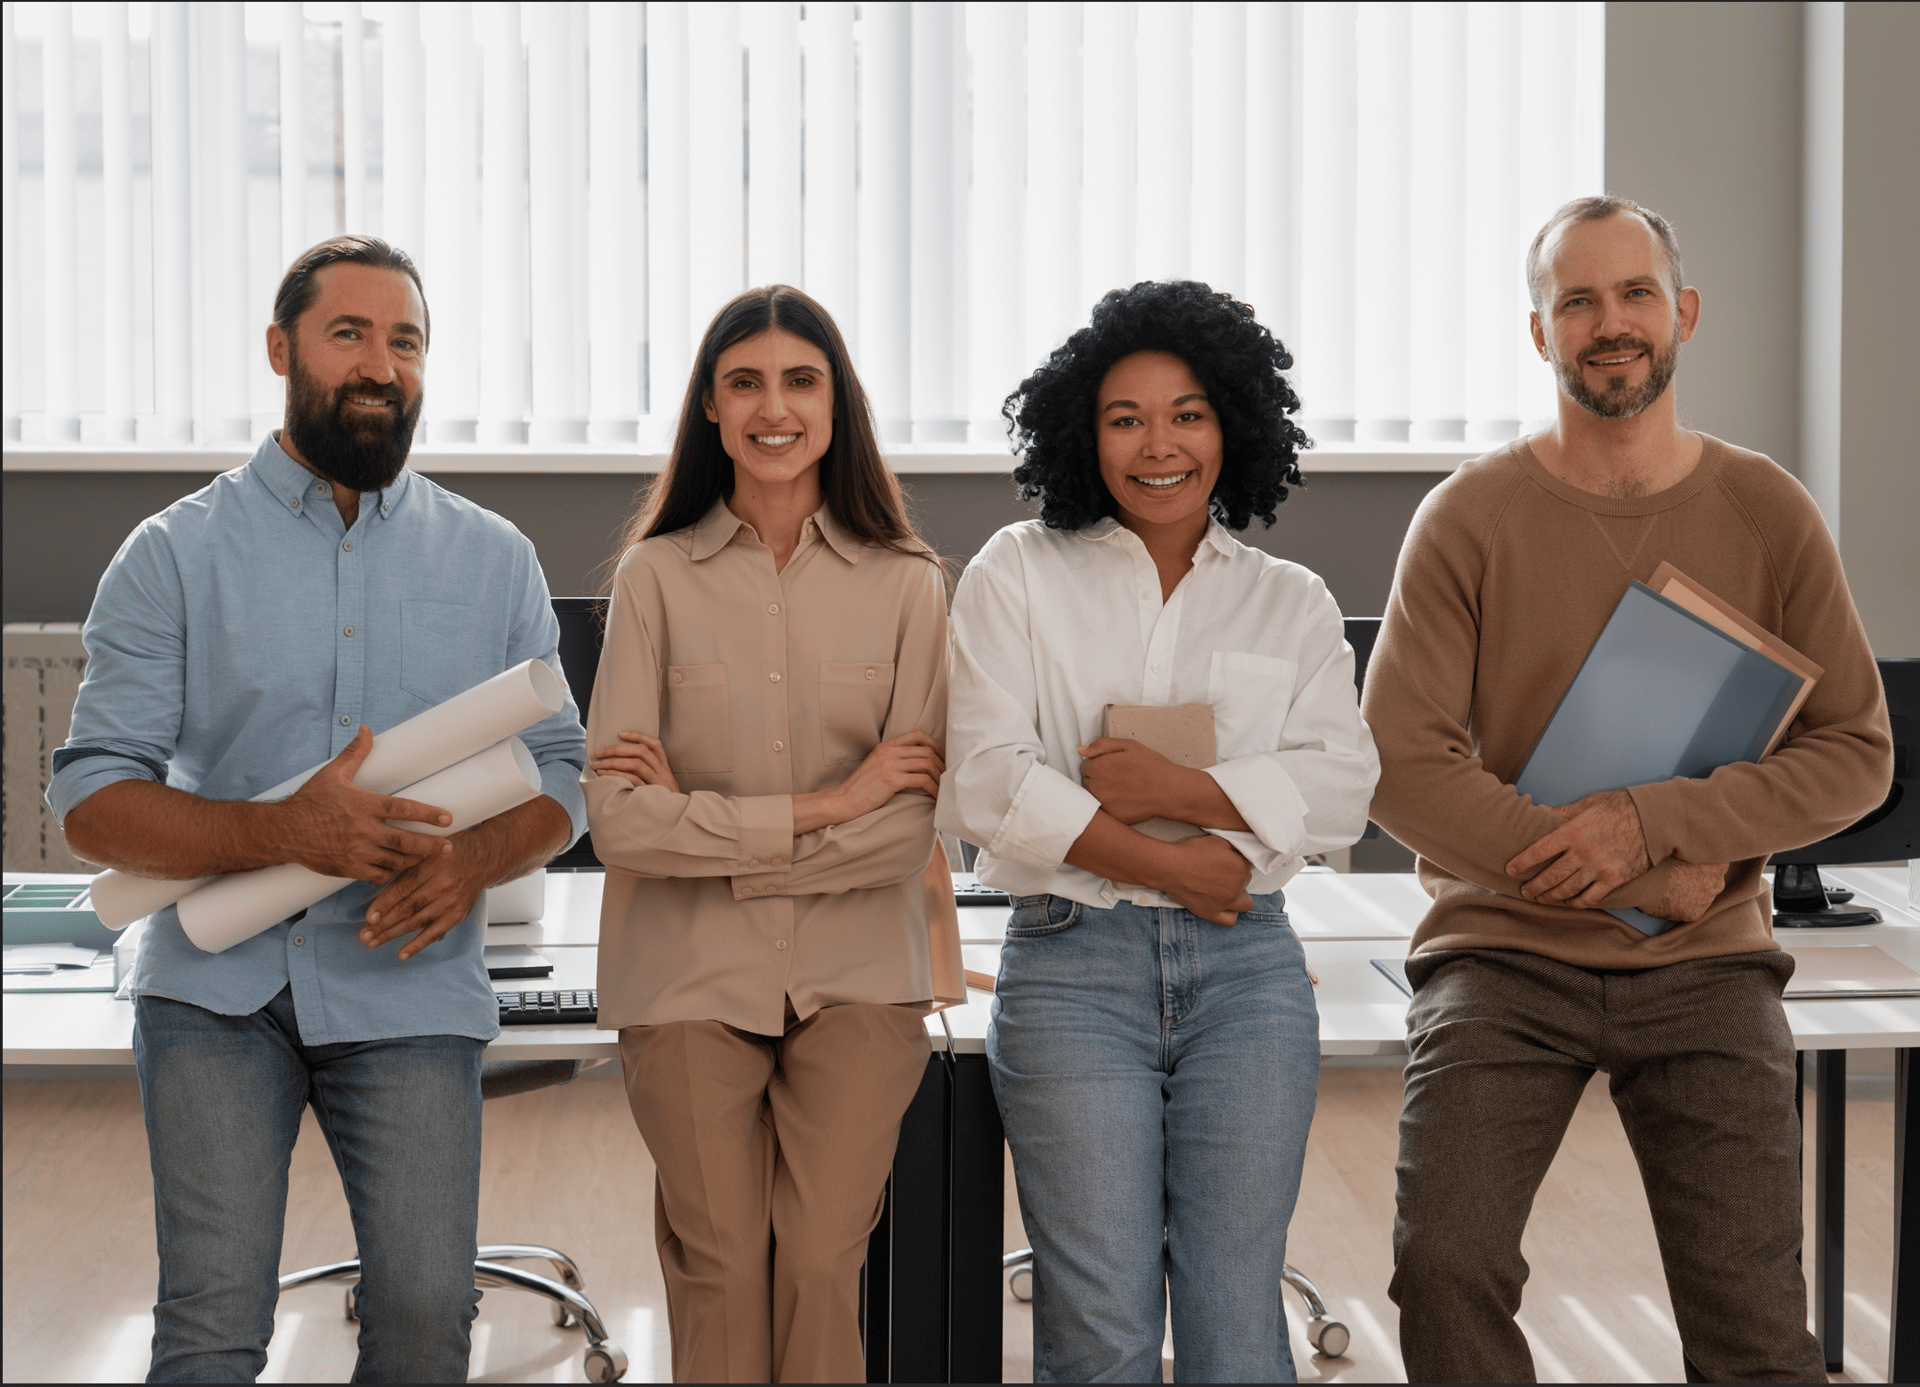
[{"x1": 47, "y1": 435, "x2": 588, "y2": 1044}]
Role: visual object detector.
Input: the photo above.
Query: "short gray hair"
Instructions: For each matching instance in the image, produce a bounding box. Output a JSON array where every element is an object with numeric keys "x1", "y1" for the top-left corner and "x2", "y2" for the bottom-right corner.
[{"x1": 1526, "y1": 195, "x2": 1685, "y2": 312}]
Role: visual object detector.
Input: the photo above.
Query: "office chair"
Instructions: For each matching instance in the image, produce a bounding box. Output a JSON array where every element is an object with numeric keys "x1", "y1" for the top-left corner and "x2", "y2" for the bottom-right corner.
[{"x1": 277, "y1": 1058, "x2": 630, "y2": 1384}]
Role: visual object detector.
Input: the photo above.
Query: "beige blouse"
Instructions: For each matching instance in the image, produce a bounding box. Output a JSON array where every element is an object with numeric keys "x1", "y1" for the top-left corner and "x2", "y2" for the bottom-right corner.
[{"x1": 585, "y1": 500, "x2": 950, "y2": 1034}]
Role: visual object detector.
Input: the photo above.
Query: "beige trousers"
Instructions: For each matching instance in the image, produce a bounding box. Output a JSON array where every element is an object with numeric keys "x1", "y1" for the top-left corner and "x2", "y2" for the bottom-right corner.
[{"x1": 620, "y1": 1003, "x2": 931, "y2": 1384}]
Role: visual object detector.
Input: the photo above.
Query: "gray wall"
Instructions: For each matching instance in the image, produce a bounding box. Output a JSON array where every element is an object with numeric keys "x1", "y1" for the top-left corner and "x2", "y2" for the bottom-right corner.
[
  {"x1": 1, "y1": 467, "x2": 1437, "y2": 623},
  {"x1": 1604, "y1": 1, "x2": 1807, "y2": 475}
]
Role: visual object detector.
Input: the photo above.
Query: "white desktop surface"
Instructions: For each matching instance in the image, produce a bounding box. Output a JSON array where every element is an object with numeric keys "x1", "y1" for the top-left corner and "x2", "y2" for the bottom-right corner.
[{"x1": 7, "y1": 867, "x2": 1917, "y2": 1064}]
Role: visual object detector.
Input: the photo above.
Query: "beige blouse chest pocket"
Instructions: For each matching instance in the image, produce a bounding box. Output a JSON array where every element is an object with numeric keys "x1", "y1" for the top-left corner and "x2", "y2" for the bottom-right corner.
[
  {"x1": 819, "y1": 661, "x2": 896, "y2": 766},
  {"x1": 663, "y1": 663, "x2": 732, "y2": 773}
]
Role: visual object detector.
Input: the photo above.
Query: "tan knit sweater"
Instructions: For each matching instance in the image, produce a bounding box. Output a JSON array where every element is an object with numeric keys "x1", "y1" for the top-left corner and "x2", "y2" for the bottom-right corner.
[{"x1": 1361, "y1": 435, "x2": 1893, "y2": 967}]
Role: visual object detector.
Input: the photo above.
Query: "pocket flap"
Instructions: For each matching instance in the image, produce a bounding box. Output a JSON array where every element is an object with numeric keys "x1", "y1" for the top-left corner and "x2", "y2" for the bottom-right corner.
[
  {"x1": 665, "y1": 663, "x2": 728, "y2": 690},
  {"x1": 820, "y1": 660, "x2": 895, "y2": 687}
]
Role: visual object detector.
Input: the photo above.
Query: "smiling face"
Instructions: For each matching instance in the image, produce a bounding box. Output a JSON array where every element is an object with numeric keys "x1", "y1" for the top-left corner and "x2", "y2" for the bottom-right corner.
[
  {"x1": 704, "y1": 327, "x2": 835, "y2": 494},
  {"x1": 267, "y1": 261, "x2": 427, "y2": 490},
  {"x1": 1094, "y1": 350, "x2": 1225, "y2": 536},
  {"x1": 1531, "y1": 211, "x2": 1699, "y2": 420}
]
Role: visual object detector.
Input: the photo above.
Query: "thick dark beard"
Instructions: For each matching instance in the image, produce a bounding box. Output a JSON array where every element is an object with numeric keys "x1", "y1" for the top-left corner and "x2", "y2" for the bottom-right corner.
[
  {"x1": 1554, "y1": 324, "x2": 1682, "y2": 419},
  {"x1": 283, "y1": 351, "x2": 422, "y2": 493}
]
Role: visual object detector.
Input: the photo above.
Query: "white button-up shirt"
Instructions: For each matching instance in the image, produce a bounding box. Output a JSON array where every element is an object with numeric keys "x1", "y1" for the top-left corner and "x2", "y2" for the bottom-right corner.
[{"x1": 937, "y1": 517, "x2": 1379, "y2": 909}]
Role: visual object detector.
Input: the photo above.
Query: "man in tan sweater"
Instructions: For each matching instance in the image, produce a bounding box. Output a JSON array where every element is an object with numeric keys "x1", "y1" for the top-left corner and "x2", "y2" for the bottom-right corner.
[{"x1": 1363, "y1": 196, "x2": 1892, "y2": 1382}]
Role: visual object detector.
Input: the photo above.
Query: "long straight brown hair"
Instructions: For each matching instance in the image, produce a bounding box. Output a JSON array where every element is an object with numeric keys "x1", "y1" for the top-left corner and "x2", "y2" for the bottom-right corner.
[{"x1": 607, "y1": 285, "x2": 935, "y2": 573}]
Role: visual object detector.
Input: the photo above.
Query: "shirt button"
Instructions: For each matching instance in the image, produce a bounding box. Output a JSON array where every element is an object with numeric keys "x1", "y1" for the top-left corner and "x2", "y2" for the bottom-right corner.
[
  {"x1": 290, "y1": 499, "x2": 300, "y2": 509},
  {"x1": 343, "y1": 540, "x2": 353, "y2": 551},
  {"x1": 776, "y1": 939, "x2": 788, "y2": 950},
  {"x1": 671, "y1": 672, "x2": 684, "y2": 685},
  {"x1": 293, "y1": 936, "x2": 305, "y2": 946},
  {"x1": 773, "y1": 856, "x2": 788, "y2": 866},
  {"x1": 1141, "y1": 589, "x2": 1153, "y2": 600},
  {"x1": 316, "y1": 482, "x2": 326, "y2": 493},
  {"x1": 864, "y1": 668, "x2": 876, "y2": 680},
  {"x1": 343, "y1": 626, "x2": 354, "y2": 637},
  {"x1": 340, "y1": 715, "x2": 351, "y2": 726},
  {"x1": 773, "y1": 740, "x2": 785, "y2": 752},
  {"x1": 748, "y1": 858, "x2": 761, "y2": 868},
  {"x1": 768, "y1": 603, "x2": 780, "y2": 614},
  {"x1": 1152, "y1": 662, "x2": 1162, "y2": 672},
  {"x1": 769, "y1": 672, "x2": 781, "y2": 683}
]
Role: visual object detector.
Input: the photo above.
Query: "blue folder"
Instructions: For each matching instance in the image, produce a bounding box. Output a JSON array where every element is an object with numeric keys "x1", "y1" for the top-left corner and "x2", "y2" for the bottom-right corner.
[{"x1": 1514, "y1": 581, "x2": 1802, "y2": 936}]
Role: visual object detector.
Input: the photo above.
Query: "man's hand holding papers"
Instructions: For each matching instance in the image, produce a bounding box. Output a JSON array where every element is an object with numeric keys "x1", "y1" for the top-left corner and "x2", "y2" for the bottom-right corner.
[{"x1": 275, "y1": 726, "x2": 453, "y2": 883}]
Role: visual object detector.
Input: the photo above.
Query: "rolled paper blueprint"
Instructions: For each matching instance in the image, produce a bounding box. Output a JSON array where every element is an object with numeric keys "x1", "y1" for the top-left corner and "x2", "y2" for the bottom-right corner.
[
  {"x1": 176, "y1": 737, "x2": 543, "y2": 954},
  {"x1": 88, "y1": 659, "x2": 566, "y2": 929}
]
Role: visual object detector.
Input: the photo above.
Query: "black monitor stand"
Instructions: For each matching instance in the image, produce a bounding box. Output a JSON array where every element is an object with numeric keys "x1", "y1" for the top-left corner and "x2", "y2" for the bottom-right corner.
[{"x1": 1772, "y1": 863, "x2": 1883, "y2": 928}]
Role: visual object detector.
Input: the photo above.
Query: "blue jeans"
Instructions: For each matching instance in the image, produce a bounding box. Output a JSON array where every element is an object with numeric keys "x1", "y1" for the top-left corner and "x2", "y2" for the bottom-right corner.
[
  {"x1": 133, "y1": 986, "x2": 484, "y2": 1383},
  {"x1": 989, "y1": 891, "x2": 1320, "y2": 1383}
]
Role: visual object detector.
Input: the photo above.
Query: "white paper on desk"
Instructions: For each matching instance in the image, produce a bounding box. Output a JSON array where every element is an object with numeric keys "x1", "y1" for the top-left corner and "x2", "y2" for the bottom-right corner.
[
  {"x1": 3, "y1": 943, "x2": 103, "y2": 971},
  {"x1": 176, "y1": 737, "x2": 543, "y2": 954},
  {"x1": 88, "y1": 659, "x2": 566, "y2": 929}
]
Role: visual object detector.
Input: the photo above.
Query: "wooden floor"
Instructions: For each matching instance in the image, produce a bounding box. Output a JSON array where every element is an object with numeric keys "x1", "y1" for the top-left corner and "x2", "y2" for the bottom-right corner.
[{"x1": 2, "y1": 1065, "x2": 1895, "y2": 1384}]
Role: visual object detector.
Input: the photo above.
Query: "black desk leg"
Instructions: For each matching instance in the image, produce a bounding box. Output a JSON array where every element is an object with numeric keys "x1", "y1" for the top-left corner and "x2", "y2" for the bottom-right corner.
[
  {"x1": 871, "y1": 1056, "x2": 952, "y2": 1383},
  {"x1": 1891, "y1": 1048, "x2": 1918, "y2": 1386},
  {"x1": 949, "y1": 1055, "x2": 1006, "y2": 1384},
  {"x1": 1815, "y1": 1049, "x2": 1846, "y2": 1374}
]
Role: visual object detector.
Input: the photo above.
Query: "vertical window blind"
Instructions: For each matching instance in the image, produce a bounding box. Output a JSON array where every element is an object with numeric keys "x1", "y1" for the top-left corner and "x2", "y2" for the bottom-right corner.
[{"x1": 2, "y1": 1, "x2": 1603, "y2": 456}]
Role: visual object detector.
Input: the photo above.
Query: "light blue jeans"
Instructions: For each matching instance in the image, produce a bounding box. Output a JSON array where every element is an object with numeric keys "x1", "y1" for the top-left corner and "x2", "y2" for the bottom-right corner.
[
  {"x1": 133, "y1": 986, "x2": 484, "y2": 1383},
  {"x1": 989, "y1": 890, "x2": 1320, "y2": 1383}
]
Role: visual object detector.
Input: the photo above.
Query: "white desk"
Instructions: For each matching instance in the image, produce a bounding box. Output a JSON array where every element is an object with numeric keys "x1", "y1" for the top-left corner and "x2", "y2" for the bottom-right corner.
[{"x1": 7, "y1": 867, "x2": 1914, "y2": 1381}]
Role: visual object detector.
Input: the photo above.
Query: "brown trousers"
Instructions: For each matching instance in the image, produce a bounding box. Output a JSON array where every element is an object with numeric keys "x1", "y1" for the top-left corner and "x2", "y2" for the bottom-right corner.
[
  {"x1": 1389, "y1": 947, "x2": 1826, "y2": 1384},
  {"x1": 620, "y1": 1003, "x2": 931, "y2": 1384}
]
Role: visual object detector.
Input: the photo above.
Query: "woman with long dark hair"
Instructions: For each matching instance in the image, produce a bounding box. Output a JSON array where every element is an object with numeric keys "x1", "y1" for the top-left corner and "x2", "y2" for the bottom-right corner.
[
  {"x1": 584, "y1": 285, "x2": 955, "y2": 1383},
  {"x1": 940, "y1": 281, "x2": 1379, "y2": 1381}
]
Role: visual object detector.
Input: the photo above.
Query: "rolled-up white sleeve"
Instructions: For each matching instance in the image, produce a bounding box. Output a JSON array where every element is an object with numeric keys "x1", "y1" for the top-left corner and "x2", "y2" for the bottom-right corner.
[{"x1": 937, "y1": 559, "x2": 1101, "y2": 872}]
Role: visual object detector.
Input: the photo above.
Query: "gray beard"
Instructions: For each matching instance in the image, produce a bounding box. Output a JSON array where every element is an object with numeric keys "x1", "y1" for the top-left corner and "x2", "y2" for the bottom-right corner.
[{"x1": 1555, "y1": 327, "x2": 1681, "y2": 420}]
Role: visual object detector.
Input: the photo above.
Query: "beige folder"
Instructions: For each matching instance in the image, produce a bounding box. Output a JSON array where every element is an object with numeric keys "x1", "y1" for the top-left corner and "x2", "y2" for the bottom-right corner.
[
  {"x1": 1101, "y1": 703, "x2": 1217, "y2": 842},
  {"x1": 1648, "y1": 562, "x2": 1822, "y2": 757},
  {"x1": 922, "y1": 843, "x2": 967, "y2": 1010}
]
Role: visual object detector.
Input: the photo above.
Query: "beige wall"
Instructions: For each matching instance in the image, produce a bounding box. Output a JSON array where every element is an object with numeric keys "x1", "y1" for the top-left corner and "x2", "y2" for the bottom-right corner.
[
  {"x1": 1606, "y1": 0, "x2": 1917, "y2": 657},
  {"x1": 1604, "y1": 1, "x2": 1807, "y2": 475}
]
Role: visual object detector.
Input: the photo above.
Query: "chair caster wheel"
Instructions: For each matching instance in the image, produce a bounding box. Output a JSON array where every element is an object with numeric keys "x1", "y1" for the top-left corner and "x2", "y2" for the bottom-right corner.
[
  {"x1": 584, "y1": 1343, "x2": 628, "y2": 1382},
  {"x1": 1008, "y1": 1266, "x2": 1034, "y2": 1302},
  {"x1": 343, "y1": 1284, "x2": 360, "y2": 1321},
  {"x1": 1309, "y1": 1317, "x2": 1350, "y2": 1358}
]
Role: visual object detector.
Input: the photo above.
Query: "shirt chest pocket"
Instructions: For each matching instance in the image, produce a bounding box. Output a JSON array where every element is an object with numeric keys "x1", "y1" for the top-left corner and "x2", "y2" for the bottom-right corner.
[
  {"x1": 663, "y1": 663, "x2": 733, "y2": 773},
  {"x1": 819, "y1": 661, "x2": 896, "y2": 767},
  {"x1": 1207, "y1": 651, "x2": 1298, "y2": 758},
  {"x1": 399, "y1": 601, "x2": 503, "y2": 706}
]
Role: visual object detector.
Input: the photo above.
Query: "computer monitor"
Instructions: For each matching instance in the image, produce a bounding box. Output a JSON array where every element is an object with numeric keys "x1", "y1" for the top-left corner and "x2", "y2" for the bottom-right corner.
[
  {"x1": 1770, "y1": 657, "x2": 1917, "y2": 927},
  {"x1": 547, "y1": 597, "x2": 609, "y2": 872}
]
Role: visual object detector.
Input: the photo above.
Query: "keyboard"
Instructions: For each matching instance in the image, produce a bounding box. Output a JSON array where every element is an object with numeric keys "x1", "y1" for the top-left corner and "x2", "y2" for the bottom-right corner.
[
  {"x1": 954, "y1": 883, "x2": 1011, "y2": 908},
  {"x1": 496, "y1": 989, "x2": 599, "y2": 1025}
]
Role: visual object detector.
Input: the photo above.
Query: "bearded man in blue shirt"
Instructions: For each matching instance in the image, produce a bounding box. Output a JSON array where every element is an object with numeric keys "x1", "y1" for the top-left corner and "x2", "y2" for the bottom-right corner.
[{"x1": 49, "y1": 236, "x2": 588, "y2": 1384}]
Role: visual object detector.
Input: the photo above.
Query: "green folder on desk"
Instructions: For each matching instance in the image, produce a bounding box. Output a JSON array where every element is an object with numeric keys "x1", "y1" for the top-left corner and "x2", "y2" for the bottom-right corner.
[{"x1": 1515, "y1": 579, "x2": 1807, "y2": 938}]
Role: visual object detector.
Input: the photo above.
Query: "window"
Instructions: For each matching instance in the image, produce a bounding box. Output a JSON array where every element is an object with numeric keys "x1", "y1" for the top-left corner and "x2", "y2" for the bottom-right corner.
[{"x1": 2, "y1": 1, "x2": 1603, "y2": 459}]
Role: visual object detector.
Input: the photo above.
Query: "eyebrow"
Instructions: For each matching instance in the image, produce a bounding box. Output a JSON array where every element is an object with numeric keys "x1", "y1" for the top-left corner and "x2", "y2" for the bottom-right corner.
[
  {"x1": 720, "y1": 364, "x2": 824, "y2": 380},
  {"x1": 1101, "y1": 392, "x2": 1209, "y2": 413},
  {"x1": 1559, "y1": 275, "x2": 1663, "y2": 299},
  {"x1": 322, "y1": 313, "x2": 424, "y2": 338}
]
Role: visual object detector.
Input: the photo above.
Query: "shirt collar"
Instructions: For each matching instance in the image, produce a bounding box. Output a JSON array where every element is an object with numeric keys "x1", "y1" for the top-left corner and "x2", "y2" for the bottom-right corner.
[
  {"x1": 688, "y1": 499, "x2": 863, "y2": 565},
  {"x1": 249, "y1": 430, "x2": 413, "y2": 521},
  {"x1": 1081, "y1": 514, "x2": 1235, "y2": 559}
]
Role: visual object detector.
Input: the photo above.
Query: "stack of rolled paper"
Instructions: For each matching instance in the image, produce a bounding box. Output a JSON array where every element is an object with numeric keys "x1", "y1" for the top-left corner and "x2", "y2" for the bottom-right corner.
[{"x1": 87, "y1": 659, "x2": 566, "y2": 954}]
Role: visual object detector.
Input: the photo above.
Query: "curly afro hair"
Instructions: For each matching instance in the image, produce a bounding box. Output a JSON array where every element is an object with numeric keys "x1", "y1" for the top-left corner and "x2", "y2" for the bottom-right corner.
[{"x1": 1003, "y1": 280, "x2": 1310, "y2": 532}]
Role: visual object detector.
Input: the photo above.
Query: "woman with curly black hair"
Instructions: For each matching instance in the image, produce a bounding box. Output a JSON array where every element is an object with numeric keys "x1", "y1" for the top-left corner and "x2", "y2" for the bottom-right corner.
[{"x1": 938, "y1": 281, "x2": 1379, "y2": 1382}]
